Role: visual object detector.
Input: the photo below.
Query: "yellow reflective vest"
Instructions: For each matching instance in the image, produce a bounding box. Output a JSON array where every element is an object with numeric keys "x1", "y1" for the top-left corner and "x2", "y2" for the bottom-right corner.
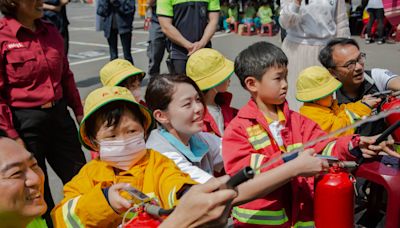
[
  {"x1": 300, "y1": 100, "x2": 372, "y2": 136},
  {"x1": 52, "y1": 149, "x2": 197, "y2": 227}
]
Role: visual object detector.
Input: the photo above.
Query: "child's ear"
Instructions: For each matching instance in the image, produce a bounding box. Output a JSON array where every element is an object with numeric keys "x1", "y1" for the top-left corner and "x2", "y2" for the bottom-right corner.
[
  {"x1": 153, "y1": 109, "x2": 170, "y2": 125},
  {"x1": 244, "y1": 76, "x2": 258, "y2": 92}
]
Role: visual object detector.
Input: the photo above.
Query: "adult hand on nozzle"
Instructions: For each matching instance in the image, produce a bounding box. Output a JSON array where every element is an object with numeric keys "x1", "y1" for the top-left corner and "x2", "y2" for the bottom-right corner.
[
  {"x1": 362, "y1": 94, "x2": 381, "y2": 109},
  {"x1": 359, "y1": 136, "x2": 400, "y2": 158},
  {"x1": 294, "y1": 0, "x2": 302, "y2": 6},
  {"x1": 290, "y1": 149, "x2": 329, "y2": 177},
  {"x1": 108, "y1": 183, "x2": 133, "y2": 214},
  {"x1": 160, "y1": 176, "x2": 238, "y2": 228}
]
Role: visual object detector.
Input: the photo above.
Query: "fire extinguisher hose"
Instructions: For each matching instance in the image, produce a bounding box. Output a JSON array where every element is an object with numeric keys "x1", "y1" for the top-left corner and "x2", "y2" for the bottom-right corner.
[
  {"x1": 226, "y1": 166, "x2": 255, "y2": 189},
  {"x1": 251, "y1": 107, "x2": 400, "y2": 172}
]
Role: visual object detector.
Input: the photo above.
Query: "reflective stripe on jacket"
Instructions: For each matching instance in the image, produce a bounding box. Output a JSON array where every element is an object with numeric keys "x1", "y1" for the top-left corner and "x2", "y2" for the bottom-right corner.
[
  {"x1": 222, "y1": 99, "x2": 357, "y2": 227},
  {"x1": 52, "y1": 149, "x2": 196, "y2": 227},
  {"x1": 300, "y1": 100, "x2": 371, "y2": 136}
]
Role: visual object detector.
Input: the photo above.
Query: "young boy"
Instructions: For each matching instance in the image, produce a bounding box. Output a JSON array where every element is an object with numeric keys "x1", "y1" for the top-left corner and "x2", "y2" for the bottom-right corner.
[
  {"x1": 52, "y1": 86, "x2": 196, "y2": 227},
  {"x1": 296, "y1": 66, "x2": 381, "y2": 136},
  {"x1": 222, "y1": 41, "x2": 396, "y2": 227},
  {"x1": 100, "y1": 58, "x2": 146, "y2": 105}
]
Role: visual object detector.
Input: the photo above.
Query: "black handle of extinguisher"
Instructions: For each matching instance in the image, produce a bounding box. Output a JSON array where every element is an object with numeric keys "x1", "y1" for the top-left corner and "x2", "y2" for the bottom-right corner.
[
  {"x1": 357, "y1": 120, "x2": 400, "y2": 165},
  {"x1": 226, "y1": 166, "x2": 255, "y2": 189},
  {"x1": 305, "y1": 0, "x2": 309, "y2": 4}
]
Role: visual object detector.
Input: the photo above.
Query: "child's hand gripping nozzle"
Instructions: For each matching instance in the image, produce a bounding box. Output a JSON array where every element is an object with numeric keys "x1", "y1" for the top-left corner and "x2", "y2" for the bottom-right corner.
[
  {"x1": 120, "y1": 187, "x2": 163, "y2": 228},
  {"x1": 121, "y1": 168, "x2": 256, "y2": 228}
]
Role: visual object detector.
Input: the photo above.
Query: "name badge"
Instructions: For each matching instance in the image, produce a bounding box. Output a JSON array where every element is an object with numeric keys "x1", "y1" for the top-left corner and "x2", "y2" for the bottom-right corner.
[{"x1": 7, "y1": 42, "x2": 24, "y2": 50}]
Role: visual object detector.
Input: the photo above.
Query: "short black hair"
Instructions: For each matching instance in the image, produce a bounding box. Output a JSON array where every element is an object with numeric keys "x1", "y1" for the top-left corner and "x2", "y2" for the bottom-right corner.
[
  {"x1": 0, "y1": 0, "x2": 18, "y2": 17},
  {"x1": 118, "y1": 74, "x2": 143, "y2": 88},
  {"x1": 234, "y1": 41, "x2": 288, "y2": 89},
  {"x1": 85, "y1": 101, "x2": 146, "y2": 144},
  {"x1": 319, "y1": 38, "x2": 360, "y2": 69},
  {"x1": 0, "y1": 128, "x2": 7, "y2": 138}
]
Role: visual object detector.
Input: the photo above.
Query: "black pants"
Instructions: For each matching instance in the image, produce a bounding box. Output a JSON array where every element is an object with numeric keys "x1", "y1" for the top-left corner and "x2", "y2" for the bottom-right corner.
[
  {"x1": 61, "y1": 25, "x2": 69, "y2": 55},
  {"x1": 147, "y1": 21, "x2": 166, "y2": 77},
  {"x1": 12, "y1": 100, "x2": 86, "y2": 227},
  {"x1": 366, "y1": 8, "x2": 385, "y2": 40},
  {"x1": 107, "y1": 28, "x2": 133, "y2": 64},
  {"x1": 169, "y1": 59, "x2": 187, "y2": 75}
]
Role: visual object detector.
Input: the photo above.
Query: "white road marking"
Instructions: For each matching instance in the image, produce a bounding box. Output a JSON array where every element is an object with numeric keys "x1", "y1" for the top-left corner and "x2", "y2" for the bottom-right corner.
[
  {"x1": 69, "y1": 41, "x2": 141, "y2": 51},
  {"x1": 70, "y1": 48, "x2": 146, "y2": 66},
  {"x1": 69, "y1": 31, "x2": 229, "y2": 66},
  {"x1": 69, "y1": 27, "x2": 96, "y2": 31}
]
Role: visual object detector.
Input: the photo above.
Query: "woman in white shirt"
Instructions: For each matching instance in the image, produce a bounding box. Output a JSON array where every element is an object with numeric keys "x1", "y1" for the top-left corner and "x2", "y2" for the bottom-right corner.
[{"x1": 279, "y1": 0, "x2": 350, "y2": 110}]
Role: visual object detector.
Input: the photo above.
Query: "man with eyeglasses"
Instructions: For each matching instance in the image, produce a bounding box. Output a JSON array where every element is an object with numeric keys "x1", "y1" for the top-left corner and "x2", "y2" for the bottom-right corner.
[{"x1": 319, "y1": 37, "x2": 400, "y2": 136}]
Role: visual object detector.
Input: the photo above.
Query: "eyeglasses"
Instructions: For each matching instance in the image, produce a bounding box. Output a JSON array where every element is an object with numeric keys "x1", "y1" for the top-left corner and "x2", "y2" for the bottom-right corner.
[{"x1": 334, "y1": 52, "x2": 366, "y2": 71}]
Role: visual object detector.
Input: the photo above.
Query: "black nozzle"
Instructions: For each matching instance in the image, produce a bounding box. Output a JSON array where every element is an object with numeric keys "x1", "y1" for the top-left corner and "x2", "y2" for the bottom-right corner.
[
  {"x1": 370, "y1": 90, "x2": 392, "y2": 98},
  {"x1": 374, "y1": 121, "x2": 400, "y2": 145},
  {"x1": 144, "y1": 204, "x2": 175, "y2": 216},
  {"x1": 226, "y1": 166, "x2": 255, "y2": 188}
]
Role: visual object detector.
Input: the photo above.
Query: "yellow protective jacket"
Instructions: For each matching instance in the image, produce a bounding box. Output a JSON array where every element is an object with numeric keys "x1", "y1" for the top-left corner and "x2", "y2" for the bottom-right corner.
[
  {"x1": 52, "y1": 149, "x2": 197, "y2": 228},
  {"x1": 300, "y1": 100, "x2": 372, "y2": 136}
]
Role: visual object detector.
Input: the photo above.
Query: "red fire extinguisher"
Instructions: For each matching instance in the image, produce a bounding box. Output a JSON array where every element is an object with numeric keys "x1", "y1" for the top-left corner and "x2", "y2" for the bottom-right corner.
[
  {"x1": 314, "y1": 165, "x2": 355, "y2": 228},
  {"x1": 122, "y1": 206, "x2": 162, "y2": 228},
  {"x1": 381, "y1": 95, "x2": 400, "y2": 142}
]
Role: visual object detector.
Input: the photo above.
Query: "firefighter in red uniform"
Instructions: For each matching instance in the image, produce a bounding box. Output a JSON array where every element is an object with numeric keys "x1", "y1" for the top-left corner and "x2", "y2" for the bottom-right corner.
[
  {"x1": 223, "y1": 42, "x2": 397, "y2": 227},
  {"x1": 0, "y1": 0, "x2": 86, "y2": 225}
]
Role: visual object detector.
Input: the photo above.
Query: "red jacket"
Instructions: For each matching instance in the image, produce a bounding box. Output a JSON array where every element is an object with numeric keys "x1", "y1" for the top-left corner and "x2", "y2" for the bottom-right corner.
[
  {"x1": 203, "y1": 92, "x2": 238, "y2": 137},
  {"x1": 0, "y1": 17, "x2": 83, "y2": 138},
  {"x1": 222, "y1": 99, "x2": 358, "y2": 227}
]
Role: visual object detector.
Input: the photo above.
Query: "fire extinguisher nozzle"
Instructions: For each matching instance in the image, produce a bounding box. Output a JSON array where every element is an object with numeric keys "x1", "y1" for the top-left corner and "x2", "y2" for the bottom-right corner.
[
  {"x1": 337, "y1": 161, "x2": 358, "y2": 168},
  {"x1": 226, "y1": 167, "x2": 255, "y2": 188},
  {"x1": 144, "y1": 204, "x2": 174, "y2": 217}
]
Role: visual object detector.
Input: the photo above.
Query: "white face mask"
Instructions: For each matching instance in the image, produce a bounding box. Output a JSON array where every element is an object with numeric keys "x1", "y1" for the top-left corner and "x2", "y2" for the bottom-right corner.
[
  {"x1": 130, "y1": 88, "x2": 142, "y2": 102},
  {"x1": 99, "y1": 134, "x2": 147, "y2": 170}
]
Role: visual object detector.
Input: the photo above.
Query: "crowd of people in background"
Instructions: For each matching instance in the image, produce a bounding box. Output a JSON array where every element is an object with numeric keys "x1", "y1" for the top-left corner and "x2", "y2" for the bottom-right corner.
[{"x1": 0, "y1": 0, "x2": 399, "y2": 227}]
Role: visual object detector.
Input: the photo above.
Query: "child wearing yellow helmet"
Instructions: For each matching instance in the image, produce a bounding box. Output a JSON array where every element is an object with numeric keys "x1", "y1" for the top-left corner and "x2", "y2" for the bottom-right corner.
[
  {"x1": 100, "y1": 59, "x2": 146, "y2": 105},
  {"x1": 296, "y1": 66, "x2": 381, "y2": 136},
  {"x1": 52, "y1": 86, "x2": 196, "y2": 227},
  {"x1": 186, "y1": 48, "x2": 238, "y2": 137}
]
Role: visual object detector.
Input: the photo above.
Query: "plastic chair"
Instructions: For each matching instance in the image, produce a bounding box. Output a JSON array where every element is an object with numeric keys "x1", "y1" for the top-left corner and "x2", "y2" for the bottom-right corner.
[
  {"x1": 355, "y1": 159, "x2": 400, "y2": 228},
  {"x1": 241, "y1": 23, "x2": 257, "y2": 36},
  {"x1": 260, "y1": 23, "x2": 274, "y2": 36},
  {"x1": 229, "y1": 22, "x2": 239, "y2": 33}
]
